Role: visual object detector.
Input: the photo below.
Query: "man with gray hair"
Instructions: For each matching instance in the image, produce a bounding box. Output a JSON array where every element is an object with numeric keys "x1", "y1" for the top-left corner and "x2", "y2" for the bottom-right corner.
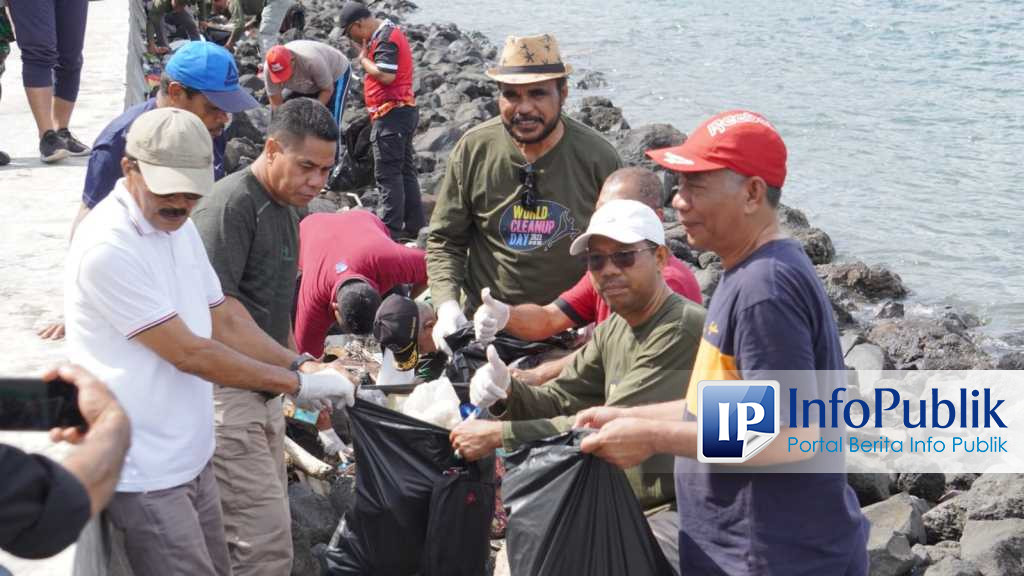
[
  {"x1": 192, "y1": 97, "x2": 340, "y2": 576},
  {"x1": 64, "y1": 107, "x2": 354, "y2": 575}
]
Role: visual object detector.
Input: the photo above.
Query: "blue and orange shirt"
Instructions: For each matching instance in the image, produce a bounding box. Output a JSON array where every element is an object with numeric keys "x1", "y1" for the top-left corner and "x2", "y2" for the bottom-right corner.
[{"x1": 675, "y1": 239, "x2": 869, "y2": 576}]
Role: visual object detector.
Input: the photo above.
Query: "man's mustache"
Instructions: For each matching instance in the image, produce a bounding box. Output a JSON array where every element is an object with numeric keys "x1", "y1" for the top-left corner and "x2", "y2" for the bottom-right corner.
[
  {"x1": 159, "y1": 208, "x2": 187, "y2": 219},
  {"x1": 513, "y1": 115, "x2": 544, "y2": 125}
]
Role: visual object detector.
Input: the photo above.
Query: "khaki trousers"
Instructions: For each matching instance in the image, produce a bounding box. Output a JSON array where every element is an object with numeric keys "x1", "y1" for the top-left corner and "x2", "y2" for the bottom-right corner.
[
  {"x1": 106, "y1": 461, "x2": 231, "y2": 576},
  {"x1": 212, "y1": 389, "x2": 292, "y2": 576}
]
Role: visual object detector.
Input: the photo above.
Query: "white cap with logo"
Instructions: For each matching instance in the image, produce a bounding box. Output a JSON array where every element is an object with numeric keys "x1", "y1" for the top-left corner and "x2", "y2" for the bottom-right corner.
[
  {"x1": 125, "y1": 107, "x2": 214, "y2": 196},
  {"x1": 569, "y1": 199, "x2": 665, "y2": 256}
]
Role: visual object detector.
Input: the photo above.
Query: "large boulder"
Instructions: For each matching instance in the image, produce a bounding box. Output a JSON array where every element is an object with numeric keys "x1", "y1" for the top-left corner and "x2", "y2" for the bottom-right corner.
[
  {"x1": 964, "y1": 473, "x2": 1024, "y2": 522},
  {"x1": 224, "y1": 137, "x2": 262, "y2": 174},
  {"x1": 997, "y1": 351, "x2": 1024, "y2": 370},
  {"x1": 289, "y1": 483, "x2": 340, "y2": 576},
  {"x1": 848, "y1": 472, "x2": 892, "y2": 506},
  {"x1": 867, "y1": 318, "x2": 991, "y2": 370},
  {"x1": 959, "y1": 518, "x2": 1024, "y2": 576},
  {"x1": 896, "y1": 473, "x2": 947, "y2": 503},
  {"x1": 414, "y1": 125, "x2": 464, "y2": 154},
  {"x1": 818, "y1": 261, "x2": 908, "y2": 302},
  {"x1": 793, "y1": 227, "x2": 836, "y2": 265},
  {"x1": 863, "y1": 493, "x2": 929, "y2": 576},
  {"x1": 571, "y1": 96, "x2": 629, "y2": 133},
  {"x1": 224, "y1": 106, "x2": 271, "y2": 146},
  {"x1": 913, "y1": 541, "x2": 962, "y2": 567},
  {"x1": 922, "y1": 557, "x2": 981, "y2": 576},
  {"x1": 614, "y1": 123, "x2": 685, "y2": 167},
  {"x1": 923, "y1": 496, "x2": 968, "y2": 544}
]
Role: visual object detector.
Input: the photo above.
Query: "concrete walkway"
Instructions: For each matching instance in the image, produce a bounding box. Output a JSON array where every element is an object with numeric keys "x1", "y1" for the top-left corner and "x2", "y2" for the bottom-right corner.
[{"x1": 1, "y1": 0, "x2": 130, "y2": 573}]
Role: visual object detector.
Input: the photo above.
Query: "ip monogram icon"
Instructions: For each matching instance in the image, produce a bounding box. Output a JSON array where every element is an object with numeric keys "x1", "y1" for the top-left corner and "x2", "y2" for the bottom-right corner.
[{"x1": 697, "y1": 381, "x2": 780, "y2": 463}]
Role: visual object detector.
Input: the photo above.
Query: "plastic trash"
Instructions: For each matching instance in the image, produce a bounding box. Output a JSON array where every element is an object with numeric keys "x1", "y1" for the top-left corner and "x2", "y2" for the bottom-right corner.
[
  {"x1": 502, "y1": 431, "x2": 677, "y2": 576},
  {"x1": 322, "y1": 400, "x2": 495, "y2": 576},
  {"x1": 401, "y1": 376, "x2": 462, "y2": 429},
  {"x1": 443, "y1": 324, "x2": 573, "y2": 384}
]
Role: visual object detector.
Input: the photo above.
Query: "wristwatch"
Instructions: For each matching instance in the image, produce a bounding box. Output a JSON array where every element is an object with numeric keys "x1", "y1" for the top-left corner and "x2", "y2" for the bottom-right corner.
[{"x1": 289, "y1": 353, "x2": 316, "y2": 372}]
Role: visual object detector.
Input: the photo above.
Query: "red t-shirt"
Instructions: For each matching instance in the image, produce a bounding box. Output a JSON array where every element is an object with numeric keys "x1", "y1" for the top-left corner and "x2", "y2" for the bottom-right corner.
[
  {"x1": 555, "y1": 255, "x2": 703, "y2": 326},
  {"x1": 294, "y1": 211, "x2": 426, "y2": 356}
]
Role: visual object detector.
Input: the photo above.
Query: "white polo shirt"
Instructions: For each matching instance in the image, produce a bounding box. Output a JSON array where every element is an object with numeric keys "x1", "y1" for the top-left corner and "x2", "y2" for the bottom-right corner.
[{"x1": 65, "y1": 181, "x2": 225, "y2": 492}]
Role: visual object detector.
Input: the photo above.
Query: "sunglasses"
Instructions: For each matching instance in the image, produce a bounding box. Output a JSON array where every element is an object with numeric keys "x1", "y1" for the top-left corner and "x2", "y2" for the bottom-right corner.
[
  {"x1": 583, "y1": 246, "x2": 656, "y2": 272},
  {"x1": 518, "y1": 163, "x2": 538, "y2": 210}
]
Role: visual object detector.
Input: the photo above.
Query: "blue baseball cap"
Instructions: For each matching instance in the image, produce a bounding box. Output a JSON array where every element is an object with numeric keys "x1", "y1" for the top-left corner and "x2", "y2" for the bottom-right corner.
[{"x1": 165, "y1": 41, "x2": 259, "y2": 114}]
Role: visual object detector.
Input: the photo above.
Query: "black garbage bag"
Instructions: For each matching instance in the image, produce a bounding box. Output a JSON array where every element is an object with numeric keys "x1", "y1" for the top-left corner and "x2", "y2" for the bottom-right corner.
[
  {"x1": 503, "y1": 432, "x2": 676, "y2": 576},
  {"x1": 443, "y1": 325, "x2": 574, "y2": 384},
  {"x1": 322, "y1": 399, "x2": 495, "y2": 576}
]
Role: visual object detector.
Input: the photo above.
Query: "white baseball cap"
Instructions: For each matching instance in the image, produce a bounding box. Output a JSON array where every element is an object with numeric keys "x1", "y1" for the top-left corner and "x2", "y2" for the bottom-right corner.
[
  {"x1": 569, "y1": 199, "x2": 665, "y2": 256},
  {"x1": 125, "y1": 108, "x2": 214, "y2": 196}
]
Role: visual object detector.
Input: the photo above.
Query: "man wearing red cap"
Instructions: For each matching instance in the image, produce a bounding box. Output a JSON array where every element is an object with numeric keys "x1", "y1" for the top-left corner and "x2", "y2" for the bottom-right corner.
[
  {"x1": 264, "y1": 40, "x2": 350, "y2": 123},
  {"x1": 575, "y1": 111, "x2": 870, "y2": 575}
]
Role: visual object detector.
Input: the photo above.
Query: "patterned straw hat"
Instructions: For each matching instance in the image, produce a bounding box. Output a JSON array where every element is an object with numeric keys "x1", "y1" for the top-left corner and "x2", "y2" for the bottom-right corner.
[{"x1": 485, "y1": 34, "x2": 573, "y2": 85}]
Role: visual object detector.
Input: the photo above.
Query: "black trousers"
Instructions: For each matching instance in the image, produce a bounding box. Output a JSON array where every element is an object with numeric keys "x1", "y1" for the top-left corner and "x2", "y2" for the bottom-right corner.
[{"x1": 371, "y1": 106, "x2": 423, "y2": 240}]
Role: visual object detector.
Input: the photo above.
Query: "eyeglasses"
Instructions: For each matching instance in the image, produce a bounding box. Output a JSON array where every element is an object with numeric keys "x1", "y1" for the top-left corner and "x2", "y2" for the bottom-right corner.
[
  {"x1": 518, "y1": 163, "x2": 538, "y2": 210},
  {"x1": 583, "y1": 246, "x2": 656, "y2": 272}
]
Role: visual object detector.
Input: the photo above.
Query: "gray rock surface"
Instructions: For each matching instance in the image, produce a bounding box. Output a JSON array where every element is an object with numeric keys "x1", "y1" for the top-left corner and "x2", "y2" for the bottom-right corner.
[
  {"x1": 959, "y1": 518, "x2": 1024, "y2": 576},
  {"x1": 922, "y1": 557, "x2": 981, "y2": 576}
]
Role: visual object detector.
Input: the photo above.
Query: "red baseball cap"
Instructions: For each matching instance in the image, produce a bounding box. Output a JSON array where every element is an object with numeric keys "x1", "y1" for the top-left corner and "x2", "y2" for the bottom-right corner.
[
  {"x1": 646, "y1": 110, "x2": 788, "y2": 188},
  {"x1": 266, "y1": 45, "x2": 293, "y2": 84}
]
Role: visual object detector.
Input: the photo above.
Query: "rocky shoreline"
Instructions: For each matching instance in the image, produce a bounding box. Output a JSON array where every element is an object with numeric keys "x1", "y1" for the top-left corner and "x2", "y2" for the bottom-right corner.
[{"x1": 203, "y1": 1, "x2": 1023, "y2": 574}]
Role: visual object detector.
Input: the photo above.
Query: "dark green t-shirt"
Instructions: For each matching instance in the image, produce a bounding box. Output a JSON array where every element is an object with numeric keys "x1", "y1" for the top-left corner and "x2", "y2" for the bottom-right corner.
[
  {"x1": 498, "y1": 292, "x2": 706, "y2": 509},
  {"x1": 192, "y1": 167, "x2": 299, "y2": 346},
  {"x1": 426, "y1": 114, "x2": 622, "y2": 312}
]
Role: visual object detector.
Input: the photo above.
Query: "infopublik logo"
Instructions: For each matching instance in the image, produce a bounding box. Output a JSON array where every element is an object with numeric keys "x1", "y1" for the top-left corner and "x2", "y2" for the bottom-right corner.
[{"x1": 698, "y1": 381, "x2": 780, "y2": 463}]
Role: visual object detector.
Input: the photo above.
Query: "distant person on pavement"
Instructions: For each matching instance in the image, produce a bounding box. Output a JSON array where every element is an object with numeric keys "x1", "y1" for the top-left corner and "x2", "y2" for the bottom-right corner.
[
  {"x1": 340, "y1": 2, "x2": 423, "y2": 241},
  {"x1": 191, "y1": 98, "x2": 340, "y2": 576},
  {"x1": 0, "y1": 365, "x2": 130, "y2": 561},
  {"x1": 39, "y1": 41, "x2": 259, "y2": 342},
  {"x1": 7, "y1": 0, "x2": 91, "y2": 163},
  {"x1": 294, "y1": 209, "x2": 427, "y2": 358},
  {"x1": 65, "y1": 107, "x2": 354, "y2": 576},
  {"x1": 426, "y1": 33, "x2": 621, "y2": 354}
]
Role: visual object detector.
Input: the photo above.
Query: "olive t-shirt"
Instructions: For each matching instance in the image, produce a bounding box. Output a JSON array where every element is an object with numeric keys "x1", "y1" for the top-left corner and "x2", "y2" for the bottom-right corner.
[
  {"x1": 192, "y1": 167, "x2": 299, "y2": 346},
  {"x1": 497, "y1": 292, "x2": 705, "y2": 509},
  {"x1": 427, "y1": 114, "x2": 622, "y2": 312}
]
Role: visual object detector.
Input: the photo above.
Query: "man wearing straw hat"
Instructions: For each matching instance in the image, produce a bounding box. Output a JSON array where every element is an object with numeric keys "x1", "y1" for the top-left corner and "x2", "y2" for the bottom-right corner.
[{"x1": 426, "y1": 33, "x2": 622, "y2": 354}]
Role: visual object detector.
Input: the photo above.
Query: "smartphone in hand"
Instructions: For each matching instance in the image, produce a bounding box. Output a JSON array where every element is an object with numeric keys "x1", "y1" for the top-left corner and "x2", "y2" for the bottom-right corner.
[{"x1": 0, "y1": 377, "x2": 88, "y2": 432}]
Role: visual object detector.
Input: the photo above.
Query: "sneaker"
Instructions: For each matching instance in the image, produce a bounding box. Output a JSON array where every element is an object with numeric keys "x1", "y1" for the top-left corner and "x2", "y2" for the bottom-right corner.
[
  {"x1": 39, "y1": 130, "x2": 69, "y2": 163},
  {"x1": 0, "y1": 150, "x2": 9, "y2": 166},
  {"x1": 57, "y1": 128, "x2": 91, "y2": 156}
]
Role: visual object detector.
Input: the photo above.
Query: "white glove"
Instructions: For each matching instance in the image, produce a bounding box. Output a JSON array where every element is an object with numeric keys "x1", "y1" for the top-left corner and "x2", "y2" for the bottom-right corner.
[
  {"x1": 473, "y1": 288, "x2": 510, "y2": 345},
  {"x1": 469, "y1": 345, "x2": 510, "y2": 410},
  {"x1": 431, "y1": 300, "x2": 467, "y2": 355},
  {"x1": 294, "y1": 369, "x2": 356, "y2": 411},
  {"x1": 318, "y1": 428, "x2": 347, "y2": 456}
]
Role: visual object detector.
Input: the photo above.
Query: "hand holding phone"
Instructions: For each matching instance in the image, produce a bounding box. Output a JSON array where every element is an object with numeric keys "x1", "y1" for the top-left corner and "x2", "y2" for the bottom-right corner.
[{"x1": 43, "y1": 365, "x2": 124, "y2": 445}]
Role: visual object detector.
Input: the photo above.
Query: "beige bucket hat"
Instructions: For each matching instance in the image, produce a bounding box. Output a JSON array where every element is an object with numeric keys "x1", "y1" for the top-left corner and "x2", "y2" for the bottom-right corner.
[{"x1": 485, "y1": 34, "x2": 573, "y2": 85}]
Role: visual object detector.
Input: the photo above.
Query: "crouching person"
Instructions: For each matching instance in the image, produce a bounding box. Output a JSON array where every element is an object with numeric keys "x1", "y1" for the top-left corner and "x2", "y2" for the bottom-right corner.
[
  {"x1": 64, "y1": 108, "x2": 355, "y2": 576},
  {"x1": 448, "y1": 200, "x2": 705, "y2": 573}
]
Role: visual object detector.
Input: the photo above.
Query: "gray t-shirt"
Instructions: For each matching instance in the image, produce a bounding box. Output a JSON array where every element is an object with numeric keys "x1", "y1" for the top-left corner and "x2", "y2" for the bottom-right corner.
[
  {"x1": 264, "y1": 40, "x2": 350, "y2": 97},
  {"x1": 192, "y1": 167, "x2": 299, "y2": 346}
]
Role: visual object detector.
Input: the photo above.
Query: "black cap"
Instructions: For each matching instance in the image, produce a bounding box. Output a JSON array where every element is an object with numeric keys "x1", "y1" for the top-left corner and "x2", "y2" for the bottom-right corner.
[
  {"x1": 373, "y1": 294, "x2": 420, "y2": 371},
  {"x1": 339, "y1": 2, "x2": 372, "y2": 32}
]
